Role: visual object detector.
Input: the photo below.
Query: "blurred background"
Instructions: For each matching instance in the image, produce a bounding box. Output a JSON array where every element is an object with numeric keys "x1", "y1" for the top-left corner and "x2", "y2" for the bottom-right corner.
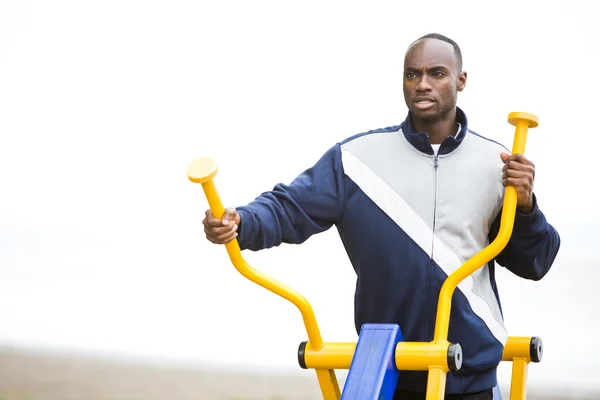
[{"x1": 1, "y1": 0, "x2": 598, "y2": 399}]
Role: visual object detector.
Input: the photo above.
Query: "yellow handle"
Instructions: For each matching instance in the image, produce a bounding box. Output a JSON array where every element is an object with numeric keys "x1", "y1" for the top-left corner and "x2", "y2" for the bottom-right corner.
[
  {"x1": 426, "y1": 112, "x2": 539, "y2": 400},
  {"x1": 187, "y1": 158, "x2": 341, "y2": 400},
  {"x1": 432, "y1": 111, "x2": 538, "y2": 343}
]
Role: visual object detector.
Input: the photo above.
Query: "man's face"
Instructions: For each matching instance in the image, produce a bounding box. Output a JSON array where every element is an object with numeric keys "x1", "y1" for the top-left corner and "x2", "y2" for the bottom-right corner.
[{"x1": 403, "y1": 38, "x2": 466, "y2": 123}]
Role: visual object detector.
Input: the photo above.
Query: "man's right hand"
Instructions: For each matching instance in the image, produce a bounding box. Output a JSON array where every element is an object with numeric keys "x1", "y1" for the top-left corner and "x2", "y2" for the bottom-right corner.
[{"x1": 203, "y1": 208, "x2": 241, "y2": 244}]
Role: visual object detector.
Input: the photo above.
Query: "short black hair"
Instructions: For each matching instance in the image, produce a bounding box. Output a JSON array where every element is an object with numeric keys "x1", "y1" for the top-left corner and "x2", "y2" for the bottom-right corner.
[{"x1": 411, "y1": 33, "x2": 463, "y2": 72}]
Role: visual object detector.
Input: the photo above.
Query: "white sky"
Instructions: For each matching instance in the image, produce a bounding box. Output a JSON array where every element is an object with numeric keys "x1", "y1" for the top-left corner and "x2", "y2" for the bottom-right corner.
[{"x1": 1, "y1": 0, "x2": 599, "y2": 393}]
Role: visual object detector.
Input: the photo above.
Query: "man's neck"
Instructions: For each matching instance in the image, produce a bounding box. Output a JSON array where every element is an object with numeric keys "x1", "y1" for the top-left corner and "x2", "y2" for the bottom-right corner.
[{"x1": 412, "y1": 113, "x2": 458, "y2": 145}]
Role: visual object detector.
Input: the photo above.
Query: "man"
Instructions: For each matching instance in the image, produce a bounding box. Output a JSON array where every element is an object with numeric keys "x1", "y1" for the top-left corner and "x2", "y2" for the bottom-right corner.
[{"x1": 202, "y1": 33, "x2": 561, "y2": 399}]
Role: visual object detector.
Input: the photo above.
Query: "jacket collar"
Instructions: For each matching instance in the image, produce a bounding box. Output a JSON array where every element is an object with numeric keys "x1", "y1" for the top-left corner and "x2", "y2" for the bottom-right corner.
[{"x1": 401, "y1": 106, "x2": 468, "y2": 155}]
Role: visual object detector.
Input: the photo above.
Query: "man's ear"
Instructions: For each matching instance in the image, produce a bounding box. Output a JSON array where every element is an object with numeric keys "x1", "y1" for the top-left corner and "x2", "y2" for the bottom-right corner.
[{"x1": 457, "y1": 71, "x2": 467, "y2": 92}]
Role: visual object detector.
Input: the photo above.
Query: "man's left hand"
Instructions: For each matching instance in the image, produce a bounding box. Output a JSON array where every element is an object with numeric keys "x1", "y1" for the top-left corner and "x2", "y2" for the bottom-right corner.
[{"x1": 500, "y1": 152, "x2": 535, "y2": 214}]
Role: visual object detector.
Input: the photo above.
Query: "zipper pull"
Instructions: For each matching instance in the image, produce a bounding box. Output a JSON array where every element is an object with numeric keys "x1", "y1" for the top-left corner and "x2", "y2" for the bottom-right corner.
[{"x1": 434, "y1": 155, "x2": 439, "y2": 169}]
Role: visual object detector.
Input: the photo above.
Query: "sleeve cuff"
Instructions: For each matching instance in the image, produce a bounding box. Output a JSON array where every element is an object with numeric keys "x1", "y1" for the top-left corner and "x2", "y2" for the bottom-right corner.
[
  {"x1": 236, "y1": 207, "x2": 255, "y2": 249},
  {"x1": 513, "y1": 193, "x2": 543, "y2": 234}
]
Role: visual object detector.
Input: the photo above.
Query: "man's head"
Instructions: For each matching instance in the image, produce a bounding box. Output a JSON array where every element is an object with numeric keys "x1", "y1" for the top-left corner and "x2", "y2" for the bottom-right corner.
[{"x1": 403, "y1": 33, "x2": 467, "y2": 124}]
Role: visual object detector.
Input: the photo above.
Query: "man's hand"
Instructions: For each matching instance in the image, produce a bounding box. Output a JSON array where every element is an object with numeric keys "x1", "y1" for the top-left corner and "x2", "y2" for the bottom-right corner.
[
  {"x1": 500, "y1": 152, "x2": 535, "y2": 214},
  {"x1": 203, "y1": 208, "x2": 241, "y2": 244}
]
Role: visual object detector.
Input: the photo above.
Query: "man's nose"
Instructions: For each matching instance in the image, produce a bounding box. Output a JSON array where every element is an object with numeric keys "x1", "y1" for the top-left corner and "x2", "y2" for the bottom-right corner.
[{"x1": 416, "y1": 76, "x2": 432, "y2": 91}]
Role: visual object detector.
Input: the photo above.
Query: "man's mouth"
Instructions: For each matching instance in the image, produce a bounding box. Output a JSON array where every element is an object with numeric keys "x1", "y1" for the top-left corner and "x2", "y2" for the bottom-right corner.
[{"x1": 414, "y1": 97, "x2": 436, "y2": 110}]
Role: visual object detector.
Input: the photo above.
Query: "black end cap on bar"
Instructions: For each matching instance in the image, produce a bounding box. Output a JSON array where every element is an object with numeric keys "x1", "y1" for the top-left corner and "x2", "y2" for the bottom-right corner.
[
  {"x1": 447, "y1": 343, "x2": 463, "y2": 372},
  {"x1": 530, "y1": 337, "x2": 543, "y2": 363},
  {"x1": 298, "y1": 341, "x2": 308, "y2": 369}
]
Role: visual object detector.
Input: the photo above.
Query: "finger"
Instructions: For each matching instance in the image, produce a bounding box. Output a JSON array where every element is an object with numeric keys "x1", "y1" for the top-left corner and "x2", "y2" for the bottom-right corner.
[
  {"x1": 504, "y1": 153, "x2": 535, "y2": 168},
  {"x1": 502, "y1": 169, "x2": 533, "y2": 180},
  {"x1": 217, "y1": 223, "x2": 238, "y2": 240},
  {"x1": 206, "y1": 233, "x2": 238, "y2": 245},
  {"x1": 221, "y1": 208, "x2": 238, "y2": 225},
  {"x1": 225, "y1": 232, "x2": 239, "y2": 244},
  {"x1": 204, "y1": 232, "x2": 235, "y2": 245},
  {"x1": 205, "y1": 221, "x2": 236, "y2": 237},
  {"x1": 204, "y1": 211, "x2": 229, "y2": 227},
  {"x1": 204, "y1": 209, "x2": 218, "y2": 224},
  {"x1": 217, "y1": 227, "x2": 239, "y2": 243},
  {"x1": 504, "y1": 161, "x2": 535, "y2": 177},
  {"x1": 205, "y1": 234, "x2": 220, "y2": 244},
  {"x1": 512, "y1": 153, "x2": 533, "y2": 165},
  {"x1": 502, "y1": 176, "x2": 533, "y2": 190}
]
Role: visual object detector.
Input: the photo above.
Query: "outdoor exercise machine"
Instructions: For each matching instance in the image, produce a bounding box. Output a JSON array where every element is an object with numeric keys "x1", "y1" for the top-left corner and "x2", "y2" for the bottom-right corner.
[{"x1": 186, "y1": 112, "x2": 543, "y2": 400}]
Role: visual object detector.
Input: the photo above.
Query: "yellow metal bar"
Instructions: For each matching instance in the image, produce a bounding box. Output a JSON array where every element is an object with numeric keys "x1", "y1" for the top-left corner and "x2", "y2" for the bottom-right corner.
[
  {"x1": 509, "y1": 358, "x2": 528, "y2": 400},
  {"x1": 303, "y1": 341, "x2": 451, "y2": 372},
  {"x1": 200, "y1": 178, "x2": 325, "y2": 347},
  {"x1": 425, "y1": 366, "x2": 447, "y2": 400},
  {"x1": 395, "y1": 342, "x2": 451, "y2": 372},
  {"x1": 426, "y1": 112, "x2": 538, "y2": 400},
  {"x1": 316, "y1": 369, "x2": 342, "y2": 400},
  {"x1": 503, "y1": 337, "x2": 532, "y2": 362},
  {"x1": 304, "y1": 342, "x2": 356, "y2": 370},
  {"x1": 187, "y1": 159, "x2": 340, "y2": 399},
  {"x1": 433, "y1": 112, "x2": 538, "y2": 343}
]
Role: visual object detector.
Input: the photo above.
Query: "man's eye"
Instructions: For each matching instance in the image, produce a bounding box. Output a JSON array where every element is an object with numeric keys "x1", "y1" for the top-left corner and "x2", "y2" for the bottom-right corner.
[
  {"x1": 433, "y1": 71, "x2": 445, "y2": 77},
  {"x1": 406, "y1": 72, "x2": 416, "y2": 78}
]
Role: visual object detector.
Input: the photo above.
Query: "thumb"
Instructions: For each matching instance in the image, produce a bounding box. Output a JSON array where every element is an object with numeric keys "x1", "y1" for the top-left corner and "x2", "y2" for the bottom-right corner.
[
  {"x1": 500, "y1": 152, "x2": 510, "y2": 162},
  {"x1": 221, "y1": 207, "x2": 237, "y2": 225}
]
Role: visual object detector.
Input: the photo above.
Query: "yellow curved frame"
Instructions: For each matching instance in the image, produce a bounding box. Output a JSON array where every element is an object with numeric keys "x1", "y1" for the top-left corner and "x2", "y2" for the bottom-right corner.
[
  {"x1": 186, "y1": 159, "x2": 340, "y2": 398},
  {"x1": 187, "y1": 111, "x2": 540, "y2": 400}
]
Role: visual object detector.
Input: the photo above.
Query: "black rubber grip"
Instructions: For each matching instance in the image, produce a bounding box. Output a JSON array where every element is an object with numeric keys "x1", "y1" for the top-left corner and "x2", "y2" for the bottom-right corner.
[
  {"x1": 297, "y1": 341, "x2": 308, "y2": 369},
  {"x1": 447, "y1": 343, "x2": 463, "y2": 371},
  {"x1": 530, "y1": 337, "x2": 543, "y2": 363}
]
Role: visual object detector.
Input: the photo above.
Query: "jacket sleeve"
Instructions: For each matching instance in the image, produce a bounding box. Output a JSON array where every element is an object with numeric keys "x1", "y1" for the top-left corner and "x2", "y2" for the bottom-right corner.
[
  {"x1": 489, "y1": 194, "x2": 561, "y2": 281},
  {"x1": 235, "y1": 144, "x2": 346, "y2": 251}
]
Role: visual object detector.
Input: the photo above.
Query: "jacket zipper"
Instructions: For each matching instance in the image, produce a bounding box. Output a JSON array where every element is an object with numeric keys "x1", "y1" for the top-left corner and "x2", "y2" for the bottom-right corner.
[
  {"x1": 433, "y1": 154, "x2": 439, "y2": 235},
  {"x1": 429, "y1": 153, "x2": 439, "y2": 339}
]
